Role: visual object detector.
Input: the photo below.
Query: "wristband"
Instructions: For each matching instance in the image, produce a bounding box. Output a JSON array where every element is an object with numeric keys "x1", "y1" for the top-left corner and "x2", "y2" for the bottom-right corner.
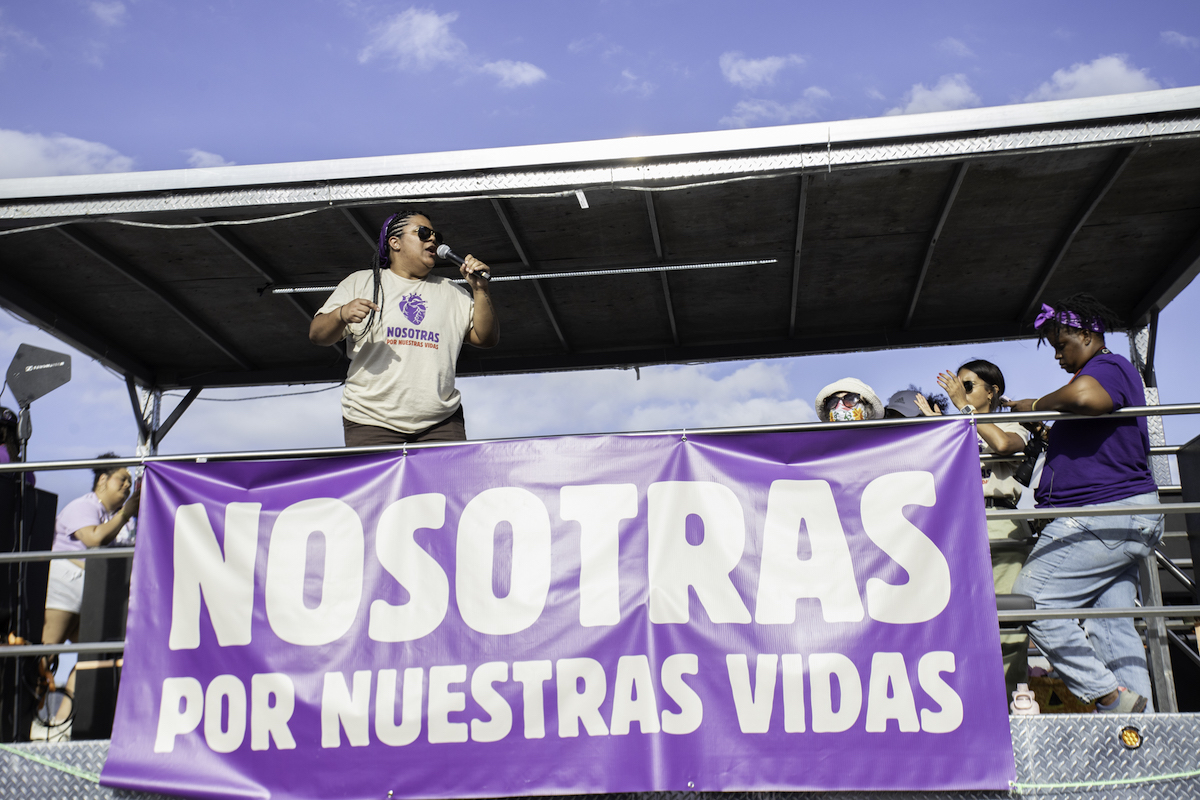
[{"x1": 1031, "y1": 398, "x2": 1039, "y2": 412}]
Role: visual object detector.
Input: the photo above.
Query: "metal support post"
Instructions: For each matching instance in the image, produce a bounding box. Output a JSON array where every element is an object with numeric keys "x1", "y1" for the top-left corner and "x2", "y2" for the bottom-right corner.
[
  {"x1": 1129, "y1": 321, "x2": 1172, "y2": 485},
  {"x1": 1139, "y1": 552, "x2": 1178, "y2": 712},
  {"x1": 135, "y1": 387, "x2": 162, "y2": 458}
]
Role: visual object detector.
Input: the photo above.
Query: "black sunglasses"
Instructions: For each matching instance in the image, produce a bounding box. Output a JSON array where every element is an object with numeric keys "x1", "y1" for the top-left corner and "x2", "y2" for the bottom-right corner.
[
  {"x1": 412, "y1": 225, "x2": 444, "y2": 246},
  {"x1": 823, "y1": 392, "x2": 864, "y2": 410},
  {"x1": 961, "y1": 380, "x2": 975, "y2": 393}
]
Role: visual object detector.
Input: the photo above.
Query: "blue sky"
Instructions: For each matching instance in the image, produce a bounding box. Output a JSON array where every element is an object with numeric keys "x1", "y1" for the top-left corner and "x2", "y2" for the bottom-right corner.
[{"x1": 1, "y1": 0, "x2": 1199, "y2": 503}]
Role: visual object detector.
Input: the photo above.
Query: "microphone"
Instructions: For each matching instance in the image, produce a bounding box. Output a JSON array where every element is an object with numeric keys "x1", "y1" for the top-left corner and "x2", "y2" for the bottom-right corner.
[{"x1": 436, "y1": 244, "x2": 490, "y2": 281}]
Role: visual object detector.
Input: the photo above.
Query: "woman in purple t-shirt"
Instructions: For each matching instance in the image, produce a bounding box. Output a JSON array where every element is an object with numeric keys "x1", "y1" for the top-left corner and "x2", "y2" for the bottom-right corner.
[
  {"x1": 1006, "y1": 294, "x2": 1162, "y2": 714},
  {"x1": 42, "y1": 454, "x2": 140, "y2": 648}
]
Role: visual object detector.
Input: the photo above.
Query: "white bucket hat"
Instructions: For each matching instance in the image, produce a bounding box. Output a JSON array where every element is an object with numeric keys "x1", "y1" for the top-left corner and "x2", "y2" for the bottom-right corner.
[{"x1": 814, "y1": 377, "x2": 884, "y2": 421}]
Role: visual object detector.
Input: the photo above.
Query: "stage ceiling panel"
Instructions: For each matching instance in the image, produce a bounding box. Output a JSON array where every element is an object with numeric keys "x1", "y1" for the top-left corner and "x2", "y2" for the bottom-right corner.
[{"x1": 2, "y1": 87, "x2": 1200, "y2": 389}]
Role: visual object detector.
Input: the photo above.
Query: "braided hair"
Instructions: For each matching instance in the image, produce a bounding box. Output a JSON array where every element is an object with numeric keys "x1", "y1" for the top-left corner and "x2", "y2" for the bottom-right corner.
[
  {"x1": 357, "y1": 209, "x2": 423, "y2": 337},
  {"x1": 1035, "y1": 293, "x2": 1123, "y2": 346}
]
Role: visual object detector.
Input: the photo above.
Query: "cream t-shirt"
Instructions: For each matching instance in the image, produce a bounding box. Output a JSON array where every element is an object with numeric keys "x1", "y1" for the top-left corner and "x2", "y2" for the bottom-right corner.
[
  {"x1": 979, "y1": 419, "x2": 1031, "y2": 503},
  {"x1": 319, "y1": 269, "x2": 474, "y2": 434}
]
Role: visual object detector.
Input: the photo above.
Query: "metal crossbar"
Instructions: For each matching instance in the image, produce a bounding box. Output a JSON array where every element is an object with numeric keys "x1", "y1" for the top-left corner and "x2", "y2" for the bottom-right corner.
[
  {"x1": 987, "y1": 502, "x2": 1200, "y2": 520},
  {"x1": 997, "y1": 605, "x2": 1200, "y2": 623},
  {"x1": 0, "y1": 642, "x2": 124, "y2": 658},
  {"x1": 0, "y1": 403, "x2": 1194, "y2": 473},
  {"x1": 1, "y1": 604, "x2": 1195, "y2": 659},
  {"x1": 0, "y1": 547, "x2": 134, "y2": 565}
]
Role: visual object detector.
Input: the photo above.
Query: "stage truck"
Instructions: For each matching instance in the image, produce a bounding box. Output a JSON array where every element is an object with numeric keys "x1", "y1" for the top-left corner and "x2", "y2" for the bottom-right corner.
[{"x1": 0, "y1": 86, "x2": 1198, "y2": 799}]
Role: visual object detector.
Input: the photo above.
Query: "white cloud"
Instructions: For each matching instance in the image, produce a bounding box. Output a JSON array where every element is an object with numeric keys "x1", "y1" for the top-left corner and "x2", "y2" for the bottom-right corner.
[
  {"x1": 157, "y1": 386, "x2": 345, "y2": 456},
  {"x1": 358, "y1": 8, "x2": 466, "y2": 69},
  {"x1": 89, "y1": 1, "x2": 127, "y2": 27},
  {"x1": 885, "y1": 74, "x2": 980, "y2": 115},
  {"x1": 461, "y1": 361, "x2": 819, "y2": 440},
  {"x1": 865, "y1": 87, "x2": 885, "y2": 101},
  {"x1": 719, "y1": 51, "x2": 804, "y2": 89},
  {"x1": 616, "y1": 68, "x2": 654, "y2": 98},
  {"x1": 1161, "y1": 31, "x2": 1199, "y2": 49},
  {"x1": 1024, "y1": 54, "x2": 1159, "y2": 102},
  {"x1": 937, "y1": 37, "x2": 974, "y2": 57},
  {"x1": 0, "y1": 11, "x2": 42, "y2": 65},
  {"x1": 359, "y1": 7, "x2": 545, "y2": 89},
  {"x1": 184, "y1": 149, "x2": 235, "y2": 168},
  {"x1": 0, "y1": 129, "x2": 133, "y2": 178},
  {"x1": 720, "y1": 86, "x2": 829, "y2": 128},
  {"x1": 568, "y1": 33, "x2": 624, "y2": 59},
  {"x1": 480, "y1": 59, "x2": 546, "y2": 88}
]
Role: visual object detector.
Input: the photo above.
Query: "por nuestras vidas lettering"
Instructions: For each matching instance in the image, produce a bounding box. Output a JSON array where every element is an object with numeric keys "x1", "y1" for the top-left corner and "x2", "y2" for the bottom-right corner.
[{"x1": 153, "y1": 649, "x2": 962, "y2": 753}]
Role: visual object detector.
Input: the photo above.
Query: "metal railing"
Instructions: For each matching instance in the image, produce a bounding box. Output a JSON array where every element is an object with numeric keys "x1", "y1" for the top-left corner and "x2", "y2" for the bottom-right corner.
[{"x1": 0, "y1": 402, "x2": 1196, "y2": 711}]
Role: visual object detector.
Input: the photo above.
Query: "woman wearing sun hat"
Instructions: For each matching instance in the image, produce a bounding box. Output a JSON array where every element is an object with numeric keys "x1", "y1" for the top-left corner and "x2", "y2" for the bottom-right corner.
[{"x1": 814, "y1": 378, "x2": 885, "y2": 422}]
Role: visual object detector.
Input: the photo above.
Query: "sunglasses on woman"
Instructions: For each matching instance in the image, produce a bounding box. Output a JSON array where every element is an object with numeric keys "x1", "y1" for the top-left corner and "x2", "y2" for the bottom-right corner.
[
  {"x1": 823, "y1": 392, "x2": 864, "y2": 411},
  {"x1": 407, "y1": 225, "x2": 444, "y2": 246}
]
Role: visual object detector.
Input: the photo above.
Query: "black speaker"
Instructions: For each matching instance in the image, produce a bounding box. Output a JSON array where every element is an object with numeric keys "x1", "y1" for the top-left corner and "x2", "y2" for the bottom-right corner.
[
  {"x1": 0, "y1": 482, "x2": 57, "y2": 742},
  {"x1": 71, "y1": 555, "x2": 132, "y2": 739}
]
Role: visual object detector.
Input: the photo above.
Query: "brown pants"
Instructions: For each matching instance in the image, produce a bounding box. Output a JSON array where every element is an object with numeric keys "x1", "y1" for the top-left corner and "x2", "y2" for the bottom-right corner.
[{"x1": 343, "y1": 406, "x2": 466, "y2": 446}]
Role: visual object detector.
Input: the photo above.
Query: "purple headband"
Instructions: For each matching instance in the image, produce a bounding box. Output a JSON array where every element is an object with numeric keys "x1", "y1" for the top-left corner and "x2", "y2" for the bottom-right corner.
[
  {"x1": 376, "y1": 212, "x2": 403, "y2": 268},
  {"x1": 1034, "y1": 303, "x2": 1105, "y2": 333}
]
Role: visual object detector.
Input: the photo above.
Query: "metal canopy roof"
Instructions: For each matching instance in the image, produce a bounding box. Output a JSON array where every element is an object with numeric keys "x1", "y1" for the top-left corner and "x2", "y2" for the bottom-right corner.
[{"x1": 2, "y1": 87, "x2": 1200, "y2": 391}]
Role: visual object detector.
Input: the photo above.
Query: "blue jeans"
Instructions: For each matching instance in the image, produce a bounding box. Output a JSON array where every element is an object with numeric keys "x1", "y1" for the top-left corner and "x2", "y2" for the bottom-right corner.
[{"x1": 1012, "y1": 492, "x2": 1163, "y2": 708}]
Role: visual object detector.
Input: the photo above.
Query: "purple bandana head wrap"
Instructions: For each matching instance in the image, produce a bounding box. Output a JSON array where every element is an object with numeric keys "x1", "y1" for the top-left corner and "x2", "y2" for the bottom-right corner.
[{"x1": 1034, "y1": 303, "x2": 1106, "y2": 333}]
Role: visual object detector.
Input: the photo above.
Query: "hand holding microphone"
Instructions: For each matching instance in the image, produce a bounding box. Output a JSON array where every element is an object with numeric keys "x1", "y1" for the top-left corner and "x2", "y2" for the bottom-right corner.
[{"x1": 437, "y1": 244, "x2": 491, "y2": 282}]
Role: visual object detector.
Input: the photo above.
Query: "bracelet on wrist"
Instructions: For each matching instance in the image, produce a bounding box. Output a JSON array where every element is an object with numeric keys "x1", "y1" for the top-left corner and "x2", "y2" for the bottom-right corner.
[{"x1": 1031, "y1": 398, "x2": 1039, "y2": 412}]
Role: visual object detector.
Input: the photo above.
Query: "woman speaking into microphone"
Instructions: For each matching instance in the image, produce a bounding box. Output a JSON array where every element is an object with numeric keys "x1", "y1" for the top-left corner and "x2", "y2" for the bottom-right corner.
[{"x1": 309, "y1": 210, "x2": 498, "y2": 445}]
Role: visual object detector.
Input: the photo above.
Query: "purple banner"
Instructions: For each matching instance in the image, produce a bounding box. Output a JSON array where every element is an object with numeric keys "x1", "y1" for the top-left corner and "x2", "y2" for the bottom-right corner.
[{"x1": 104, "y1": 421, "x2": 1014, "y2": 799}]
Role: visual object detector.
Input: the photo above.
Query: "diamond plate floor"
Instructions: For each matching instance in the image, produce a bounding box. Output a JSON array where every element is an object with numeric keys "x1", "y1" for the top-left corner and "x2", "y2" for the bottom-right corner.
[{"x1": 1, "y1": 714, "x2": 1198, "y2": 800}]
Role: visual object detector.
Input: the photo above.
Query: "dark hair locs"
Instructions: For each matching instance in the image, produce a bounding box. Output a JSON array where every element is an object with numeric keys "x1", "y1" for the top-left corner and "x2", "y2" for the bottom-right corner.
[
  {"x1": 1036, "y1": 293, "x2": 1123, "y2": 346},
  {"x1": 958, "y1": 359, "x2": 1006, "y2": 411},
  {"x1": 91, "y1": 452, "x2": 124, "y2": 490},
  {"x1": 357, "y1": 209, "x2": 425, "y2": 338}
]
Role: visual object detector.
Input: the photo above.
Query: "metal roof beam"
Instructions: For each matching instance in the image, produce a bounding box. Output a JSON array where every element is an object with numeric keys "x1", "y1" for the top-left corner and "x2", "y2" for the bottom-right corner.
[
  {"x1": 905, "y1": 162, "x2": 968, "y2": 329},
  {"x1": 644, "y1": 193, "x2": 679, "y2": 346},
  {"x1": 491, "y1": 198, "x2": 533, "y2": 266},
  {"x1": 0, "y1": 271, "x2": 155, "y2": 385},
  {"x1": 199, "y1": 219, "x2": 316, "y2": 325},
  {"x1": 199, "y1": 218, "x2": 345, "y2": 363},
  {"x1": 455, "y1": 322, "x2": 1034, "y2": 377},
  {"x1": 789, "y1": 175, "x2": 809, "y2": 337},
  {"x1": 56, "y1": 225, "x2": 254, "y2": 371},
  {"x1": 1131, "y1": 220, "x2": 1200, "y2": 324},
  {"x1": 152, "y1": 386, "x2": 201, "y2": 449},
  {"x1": 490, "y1": 198, "x2": 570, "y2": 353},
  {"x1": 125, "y1": 377, "x2": 151, "y2": 442},
  {"x1": 341, "y1": 207, "x2": 378, "y2": 250},
  {"x1": 1019, "y1": 145, "x2": 1138, "y2": 322},
  {"x1": 645, "y1": 193, "x2": 664, "y2": 260}
]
